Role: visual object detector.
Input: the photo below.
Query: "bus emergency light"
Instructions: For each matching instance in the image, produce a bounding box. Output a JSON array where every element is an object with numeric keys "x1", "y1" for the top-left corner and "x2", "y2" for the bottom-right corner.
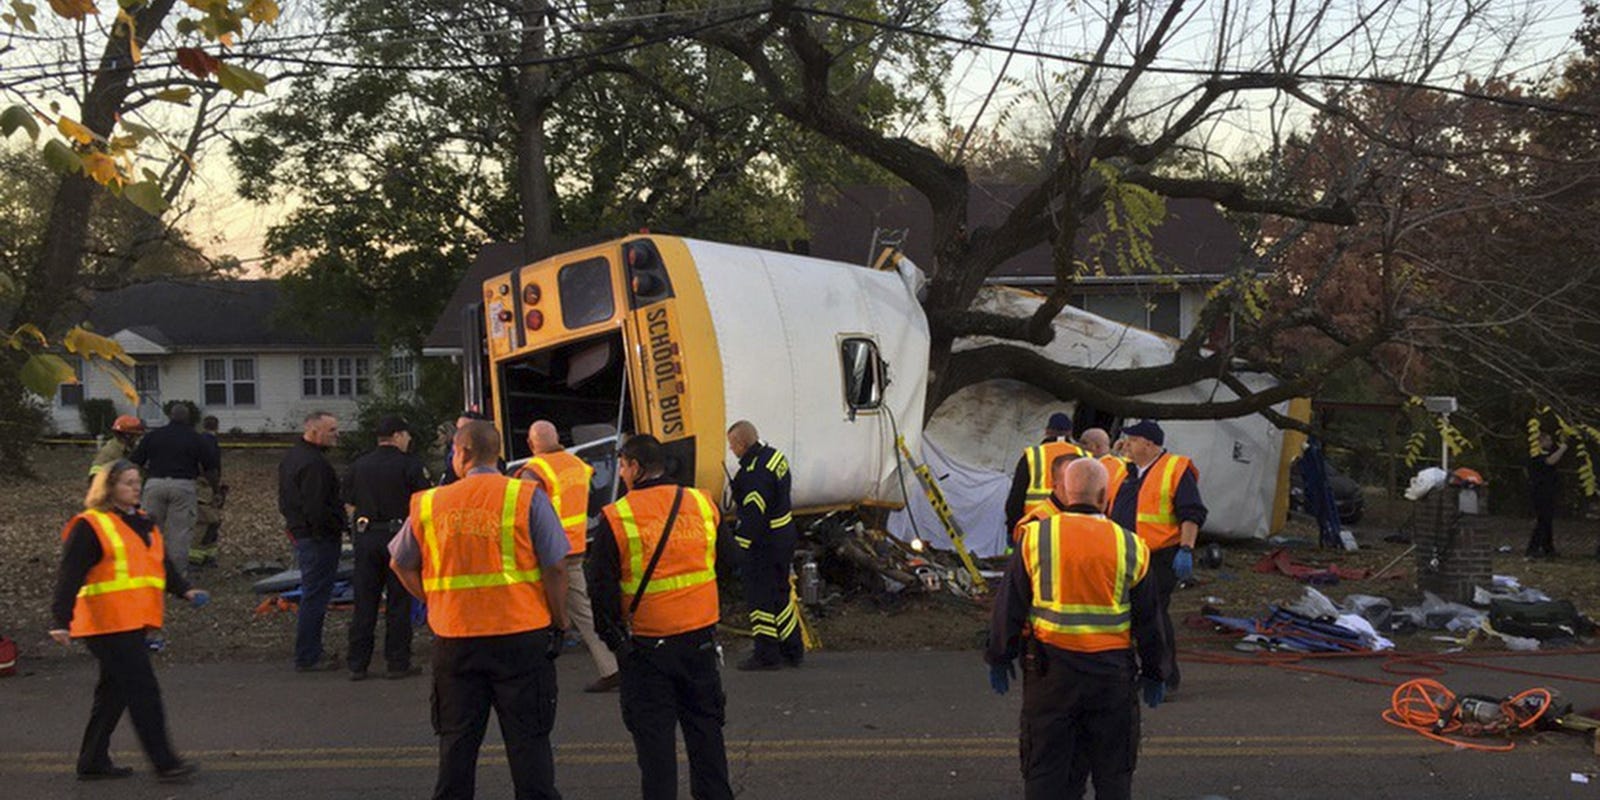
[{"x1": 525, "y1": 310, "x2": 545, "y2": 331}]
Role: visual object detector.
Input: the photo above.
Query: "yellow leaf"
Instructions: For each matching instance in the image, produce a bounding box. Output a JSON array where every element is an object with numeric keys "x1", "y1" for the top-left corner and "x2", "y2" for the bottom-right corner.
[
  {"x1": 98, "y1": 364, "x2": 139, "y2": 405},
  {"x1": 56, "y1": 115, "x2": 95, "y2": 145},
  {"x1": 243, "y1": 0, "x2": 276, "y2": 24},
  {"x1": 116, "y1": 7, "x2": 139, "y2": 62},
  {"x1": 46, "y1": 0, "x2": 94, "y2": 19},
  {"x1": 63, "y1": 325, "x2": 134, "y2": 366},
  {"x1": 81, "y1": 151, "x2": 119, "y2": 184},
  {"x1": 11, "y1": 322, "x2": 48, "y2": 348}
]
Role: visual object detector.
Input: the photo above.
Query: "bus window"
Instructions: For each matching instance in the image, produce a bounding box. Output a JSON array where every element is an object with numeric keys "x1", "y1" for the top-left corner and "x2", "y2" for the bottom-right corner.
[
  {"x1": 840, "y1": 337, "x2": 883, "y2": 412},
  {"x1": 558, "y1": 257, "x2": 615, "y2": 329}
]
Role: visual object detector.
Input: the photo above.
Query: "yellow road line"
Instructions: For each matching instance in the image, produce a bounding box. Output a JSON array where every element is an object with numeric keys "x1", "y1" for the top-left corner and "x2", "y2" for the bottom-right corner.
[
  {"x1": 0, "y1": 737, "x2": 1460, "y2": 774},
  {"x1": 0, "y1": 734, "x2": 1423, "y2": 762}
]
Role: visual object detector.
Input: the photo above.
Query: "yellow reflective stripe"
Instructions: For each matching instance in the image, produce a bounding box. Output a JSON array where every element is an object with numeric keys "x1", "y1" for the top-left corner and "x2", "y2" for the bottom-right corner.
[
  {"x1": 1112, "y1": 525, "x2": 1128, "y2": 608},
  {"x1": 419, "y1": 489, "x2": 442, "y2": 571},
  {"x1": 617, "y1": 497, "x2": 644, "y2": 594},
  {"x1": 500, "y1": 480, "x2": 522, "y2": 574},
  {"x1": 1136, "y1": 456, "x2": 1185, "y2": 525},
  {"x1": 1026, "y1": 447, "x2": 1046, "y2": 492},
  {"x1": 767, "y1": 451, "x2": 784, "y2": 471},
  {"x1": 743, "y1": 491, "x2": 766, "y2": 512},
  {"x1": 560, "y1": 513, "x2": 588, "y2": 529},
  {"x1": 769, "y1": 512, "x2": 792, "y2": 529},
  {"x1": 77, "y1": 575, "x2": 165, "y2": 597},
  {"x1": 77, "y1": 511, "x2": 166, "y2": 598},
  {"x1": 424, "y1": 570, "x2": 542, "y2": 591}
]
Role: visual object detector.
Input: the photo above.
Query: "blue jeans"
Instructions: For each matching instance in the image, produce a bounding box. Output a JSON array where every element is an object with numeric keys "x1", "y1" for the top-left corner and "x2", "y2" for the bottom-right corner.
[{"x1": 294, "y1": 537, "x2": 342, "y2": 667}]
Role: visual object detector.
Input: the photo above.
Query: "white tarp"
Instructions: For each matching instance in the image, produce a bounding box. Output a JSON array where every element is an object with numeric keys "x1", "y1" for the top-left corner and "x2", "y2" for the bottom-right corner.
[
  {"x1": 888, "y1": 287, "x2": 1289, "y2": 555},
  {"x1": 690, "y1": 239, "x2": 929, "y2": 509},
  {"x1": 885, "y1": 437, "x2": 1014, "y2": 557}
]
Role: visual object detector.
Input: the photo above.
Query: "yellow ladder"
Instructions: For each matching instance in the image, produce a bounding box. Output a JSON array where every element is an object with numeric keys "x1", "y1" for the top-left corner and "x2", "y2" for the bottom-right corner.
[{"x1": 895, "y1": 436, "x2": 987, "y2": 592}]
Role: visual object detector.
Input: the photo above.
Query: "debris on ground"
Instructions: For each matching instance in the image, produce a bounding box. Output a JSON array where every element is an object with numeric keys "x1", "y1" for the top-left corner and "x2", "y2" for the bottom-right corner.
[
  {"x1": 1252, "y1": 548, "x2": 1375, "y2": 585},
  {"x1": 799, "y1": 512, "x2": 991, "y2": 607}
]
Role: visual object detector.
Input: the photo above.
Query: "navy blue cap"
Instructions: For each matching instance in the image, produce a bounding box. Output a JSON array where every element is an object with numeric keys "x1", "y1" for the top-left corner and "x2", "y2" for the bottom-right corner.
[
  {"x1": 1122, "y1": 420, "x2": 1164, "y2": 447},
  {"x1": 1046, "y1": 412, "x2": 1073, "y2": 432}
]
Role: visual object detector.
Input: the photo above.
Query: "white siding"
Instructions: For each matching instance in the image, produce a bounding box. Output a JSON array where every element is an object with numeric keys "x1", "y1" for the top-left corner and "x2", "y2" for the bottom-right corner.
[
  {"x1": 47, "y1": 350, "x2": 382, "y2": 434},
  {"x1": 1177, "y1": 285, "x2": 1210, "y2": 340}
]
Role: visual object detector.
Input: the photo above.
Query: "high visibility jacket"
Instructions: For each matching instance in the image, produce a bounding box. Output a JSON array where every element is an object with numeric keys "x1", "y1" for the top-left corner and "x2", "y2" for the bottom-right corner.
[
  {"x1": 1023, "y1": 440, "x2": 1088, "y2": 505},
  {"x1": 1101, "y1": 455, "x2": 1130, "y2": 513},
  {"x1": 410, "y1": 474, "x2": 551, "y2": 638},
  {"x1": 62, "y1": 510, "x2": 166, "y2": 638},
  {"x1": 1132, "y1": 453, "x2": 1196, "y2": 551},
  {"x1": 1018, "y1": 511, "x2": 1149, "y2": 653},
  {"x1": 518, "y1": 451, "x2": 594, "y2": 556},
  {"x1": 601, "y1": 484, "x2": 720, "y2": 638},
  {"x1": 1012, "y1": 498, "x2": 1063, "y2": 546}
]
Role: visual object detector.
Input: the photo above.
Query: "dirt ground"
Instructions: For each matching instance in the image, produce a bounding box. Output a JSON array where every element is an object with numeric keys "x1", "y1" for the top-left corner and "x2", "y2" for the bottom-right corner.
[{"x1": 4, "y1": 447, "x2": 1596, "y2": 666}]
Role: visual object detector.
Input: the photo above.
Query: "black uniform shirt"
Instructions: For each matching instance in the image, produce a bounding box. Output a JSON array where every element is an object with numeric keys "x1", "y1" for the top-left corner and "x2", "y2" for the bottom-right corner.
[
  {"x1": 985, "y1": 503, "x2": 1166, "y2": 682},
  {"x1": 1529, "y1": 448, "x2": 1560, "y2": 498},
  {"x1": 344, "y1": 444, "x2": 431, "y2": 524},
  {"x1": 130, "y1": 422, "x2": 220, "y2": 482},
  {"x1": 730, "y1": 443, "x2": 793, "y2": 549},
  {"x1": 278, "y1": 439, "x2": 345, "y2": 541},
  {"x1": 53, "y1": 508, "x2": 193, "y2": 629}
]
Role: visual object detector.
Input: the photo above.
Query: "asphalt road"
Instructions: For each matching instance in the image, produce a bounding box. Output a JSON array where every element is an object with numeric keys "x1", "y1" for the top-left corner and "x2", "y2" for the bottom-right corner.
[{"x1": 3, "y1": 647, "x2": 1598, "y2": 799}]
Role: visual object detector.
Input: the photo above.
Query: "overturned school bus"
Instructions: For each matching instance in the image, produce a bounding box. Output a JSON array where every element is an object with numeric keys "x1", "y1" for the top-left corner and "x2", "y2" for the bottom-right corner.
[{"x1": 461, "y1": 235, "x2": 929, "y2": 510}]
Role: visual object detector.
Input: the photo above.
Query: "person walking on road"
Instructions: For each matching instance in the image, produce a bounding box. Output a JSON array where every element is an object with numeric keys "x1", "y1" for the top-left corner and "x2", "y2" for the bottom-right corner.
[
  {"x1": 987, "y1": 458, "x2": 1167, "y2": 800},
  {"x1": 190, "y1": 416, "x2": 227, "y2": 568},
  {"x1": 343, "y1": 415, "x2": 430, "y2": 681},
  {"x1": 50, "y1": 460, "x2": 210, "y2": 782},
  {"x1": 1526, "y1": 431, "x2": 1568, "y2": 558},
  {"x1": 514, "y1": 419, "x2": 620, "y2": 693},
  {"x1": 726, "y1": 420, "x2": 804, "y2": 671},
  {"x1": 588, "y1": 434, "x2": 734, "y2": 800},
  {"x1": 129, "y1": 404, "x2": 220, "y2": 580},
  {"x1": 277, "y1": 411, "x2": 346, "y2": 673},
  {"x1": 390, "y1": 420, "x2": 570, "y2": 800},
  {"x1": 1005, "y1": 412, "x2": 1087, "y2": 532},
  {"x1": 88, "y1": 415, "x2": 144, "y2": 481},
  {"x1": 1108, "y1": 420, "x2": 1204, "y2": 693}
]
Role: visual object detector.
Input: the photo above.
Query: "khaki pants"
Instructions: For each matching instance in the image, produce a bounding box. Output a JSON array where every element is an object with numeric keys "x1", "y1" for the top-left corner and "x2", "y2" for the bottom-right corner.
[
  {"x1": 142, "y1": 478, "x2": 196, "y2": 579},
  {"x1": 565, "y1": 554, "x2": 618, "y2": 678}
]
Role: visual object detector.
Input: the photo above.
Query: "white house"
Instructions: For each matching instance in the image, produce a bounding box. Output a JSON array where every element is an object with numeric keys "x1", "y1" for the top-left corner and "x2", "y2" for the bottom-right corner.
[{"x1": 50, "y1": 279, "x2": 411, "y2": 434}]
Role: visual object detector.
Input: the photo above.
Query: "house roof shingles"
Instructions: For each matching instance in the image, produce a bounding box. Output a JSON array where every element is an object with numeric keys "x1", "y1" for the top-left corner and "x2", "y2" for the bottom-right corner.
[
  {"x1": 87, "y1": 279, "x2": 376, "y2": 350},
  {"x1": 804, "y1": 185, "x2": 1254, "y2": 281}
]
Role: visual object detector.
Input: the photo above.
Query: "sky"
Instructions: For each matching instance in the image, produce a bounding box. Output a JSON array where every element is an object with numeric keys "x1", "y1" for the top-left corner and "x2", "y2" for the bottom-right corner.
[{"x1": 36, "y1": 0, "x2": 1589, "y2": 271}]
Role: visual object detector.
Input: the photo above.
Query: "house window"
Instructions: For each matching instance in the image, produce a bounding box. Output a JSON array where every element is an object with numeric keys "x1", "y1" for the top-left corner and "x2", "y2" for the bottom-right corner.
[
  {"x1": 840, "y1": 338, "x2": 883, "y2": 412},
  {"x1": 388, "y1": 353, "x2": 417, "y2": 394},
  {"x1": 301, "y1": 356, "x2": 372, "y2": 398},
  {"x1": 203, "y1": 357, "x2": 257, "y2": 407},
  {"x1": 59, "y1": 357, "x2": 84, "y2": 407},
  {"x1": 1070, "y1": 291, "x2": 1183, "y2": 337},
  {"x1": 134, "y1": 363, "x2": 160, "y2": 394}
]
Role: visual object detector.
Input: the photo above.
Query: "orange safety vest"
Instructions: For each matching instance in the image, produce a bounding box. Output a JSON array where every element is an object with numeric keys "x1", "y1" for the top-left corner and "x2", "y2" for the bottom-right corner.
[
  {"x1": 1132, "y1": 453, "x2": 1196, "y2": 551},
  {"x1": 410, "y1": 474, "x2": 551, "y2": 638},
  {"x1": 1101, "y1": 455, "x2": 1130, "y2": 513},
  {"x1": 601, "y1": 484, "x2": 720, "y2": 638},
  {"x1": 1018, "y1": 512, "x2": 1149, "y2": 653},
  {"x1": 61, "y1": 510, "x2": 166, "y2": 638},
  {"x1": 1023, "y1": 440, "x2": 1088, "y2": 505},
  {"x1": 518, "y1": 451, "x2": 594, "y2": 556},
  {"x1": 1012, "y1": 498, "x2": 1064, "y2": 546}
]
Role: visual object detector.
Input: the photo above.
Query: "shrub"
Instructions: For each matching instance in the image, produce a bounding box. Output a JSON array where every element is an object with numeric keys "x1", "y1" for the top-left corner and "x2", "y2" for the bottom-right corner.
[
  {"x1": 340, "y1": 395, "x2": 448, "y2": 464},
  {"x1": 78, "y1": 398, "x2": 117, "y2": 436},
  {"x1": 160, "y1": 399, "x2": 202, "y2": 425}
]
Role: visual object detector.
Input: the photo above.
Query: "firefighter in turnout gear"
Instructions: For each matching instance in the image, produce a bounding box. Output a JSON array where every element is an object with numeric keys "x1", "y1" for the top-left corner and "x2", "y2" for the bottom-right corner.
[
  {"x1": 586, "y1": 434, "x2": 735, "y2": 800},
  {"x1": 987, "y1": 457, "x2": 1167, "y2": 800},
  {"x1": 1005, "y1": 412, "x2": 1088, "y2": 533},
  {"x1": 726, "y1": 420, "x2": 804, "y2": 671}
]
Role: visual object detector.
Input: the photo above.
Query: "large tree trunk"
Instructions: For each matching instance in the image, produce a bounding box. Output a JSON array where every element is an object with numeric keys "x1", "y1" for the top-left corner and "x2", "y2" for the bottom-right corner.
[
  {"x1": 8, "y1": 0, "x2": 177, "y2": 333},
  {"x1": 513, "y1": 0, "x2": 554, "y2": 262}
]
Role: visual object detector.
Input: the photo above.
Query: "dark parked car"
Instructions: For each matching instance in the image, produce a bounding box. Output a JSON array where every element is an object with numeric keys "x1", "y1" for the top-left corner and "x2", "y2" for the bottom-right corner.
[{"x1": 1290, "y1": 460, "x2": 1365, "y2": 525}]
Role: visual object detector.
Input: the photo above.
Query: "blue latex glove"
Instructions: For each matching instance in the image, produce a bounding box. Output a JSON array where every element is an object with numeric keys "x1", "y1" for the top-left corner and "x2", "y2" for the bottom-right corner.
[
  {"x1": 1142, "y1": 677, "x2": 1165, "y2": 708},
  {"x1": 187, "y1": 590, "x2": 210, "y2": 608},
  {"x1": 1172, "y1": 548, "x2": 1194, "y2": 581},
  {"x1": 988, "y1": 662, "x2": 1015, "y2": 695}
]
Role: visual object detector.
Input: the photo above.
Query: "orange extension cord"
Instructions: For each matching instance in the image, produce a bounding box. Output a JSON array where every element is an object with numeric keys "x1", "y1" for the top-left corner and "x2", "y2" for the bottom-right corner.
[{"x1": 1380, "y1": 679, "x2": 1554, "y2": 752}]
